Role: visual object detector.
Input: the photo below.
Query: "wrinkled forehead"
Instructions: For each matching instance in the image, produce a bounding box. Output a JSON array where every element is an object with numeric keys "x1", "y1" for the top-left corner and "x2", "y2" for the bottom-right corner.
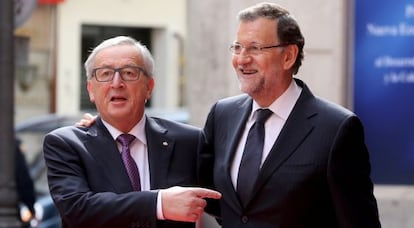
[
  {"x1": 236, "y1": 18, "x2": 279, "y2": 43},
  {"x1": 94, "y1": 45, "x2": 143, "y2": 67}
]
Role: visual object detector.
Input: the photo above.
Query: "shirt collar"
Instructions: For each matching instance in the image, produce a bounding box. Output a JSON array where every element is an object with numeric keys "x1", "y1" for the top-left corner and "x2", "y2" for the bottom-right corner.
[
  {"x1": 101, "y1": 116, "x2": 147, "y2": 145},
  {"x1": 251, "y1": 79, "x2": 302, "y2": 121}
]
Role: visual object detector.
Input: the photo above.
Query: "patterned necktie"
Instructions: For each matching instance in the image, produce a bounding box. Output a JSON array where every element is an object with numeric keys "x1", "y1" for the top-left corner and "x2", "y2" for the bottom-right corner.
[
  {"x1": 237, "y1": 108, "x2": 273, "y2": 206},
  {"x1": 117, "y1": 134, "x2": 141, "y2": 191}
]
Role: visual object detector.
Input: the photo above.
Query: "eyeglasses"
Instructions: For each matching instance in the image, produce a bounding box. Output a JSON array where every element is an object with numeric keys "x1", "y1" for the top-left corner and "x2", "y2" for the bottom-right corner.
[
  {"x1": 229, "y1": 43, "x2": 290, "y2": 55},
  {"x1": 92, "y1": 66, "x2": 148, "y2": 82}
]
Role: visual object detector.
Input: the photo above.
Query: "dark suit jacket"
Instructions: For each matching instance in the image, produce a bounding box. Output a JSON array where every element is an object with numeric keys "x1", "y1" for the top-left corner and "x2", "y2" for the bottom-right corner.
[
  {"x1": 15, "y1": 138, "x2": 36, "y2": 215},
  {"x1": 43, "y1": 116, "x2": 203, "y2": 228},
  {"x1": 202, "y1": 79, "x2": 381, "y2": 227}
]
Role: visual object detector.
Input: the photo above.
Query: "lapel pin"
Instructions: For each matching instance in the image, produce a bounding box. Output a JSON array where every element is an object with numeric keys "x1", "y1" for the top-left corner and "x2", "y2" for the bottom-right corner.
[{"x1": 162, "y1": 141, "x2": 168, "y2": 146}]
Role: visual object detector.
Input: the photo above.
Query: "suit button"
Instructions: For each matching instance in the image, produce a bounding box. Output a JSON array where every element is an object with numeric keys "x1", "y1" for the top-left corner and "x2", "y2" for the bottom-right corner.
[{"x1": 241, "y1": 215, "x2": 249, "y2": 223}]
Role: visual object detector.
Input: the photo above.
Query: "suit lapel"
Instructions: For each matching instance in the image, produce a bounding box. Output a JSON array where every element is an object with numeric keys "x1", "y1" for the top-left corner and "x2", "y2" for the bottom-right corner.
[
  {"x1": 222, "y1": 97, "x2": 252, "y2": 211},
  {"x1": 83, "y1": 117, "x2": 133, "y2": 192},
  {"x1": 145, "y1": 117, "x2": 173, "y2": 189}
]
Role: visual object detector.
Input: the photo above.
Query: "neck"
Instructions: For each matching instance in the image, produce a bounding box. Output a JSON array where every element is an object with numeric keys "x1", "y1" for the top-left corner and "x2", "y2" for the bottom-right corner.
[{"x1": 252, "y1": 79, "x2": 292, "y2": 107}]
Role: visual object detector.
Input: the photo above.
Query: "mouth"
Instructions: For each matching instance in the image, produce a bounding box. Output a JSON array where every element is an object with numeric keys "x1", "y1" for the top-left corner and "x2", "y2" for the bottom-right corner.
[
  {"x1": 239, "y1": 68, "x2": 258, "y2": 75},
  {"x1": 110, "y1": 95, "x2": 127, "y2": 102}
]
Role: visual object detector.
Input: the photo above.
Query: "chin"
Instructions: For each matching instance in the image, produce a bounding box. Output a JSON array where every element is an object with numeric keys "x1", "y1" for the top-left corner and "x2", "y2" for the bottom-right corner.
[{"x1": 239, "y1": 84, "x2": 252, "y2": 94}]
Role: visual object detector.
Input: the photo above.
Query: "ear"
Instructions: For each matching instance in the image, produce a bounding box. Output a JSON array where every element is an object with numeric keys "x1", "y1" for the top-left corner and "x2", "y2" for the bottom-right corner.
[
  {"x1": 146, "y1": 77, "x2": 155, "y2": 100},
  {"x1": 282, "y1": 44, "x2": 299, "y2": 71},
  {"x1": 87, "y1": 80, "x2": 95, "y2": 103}
]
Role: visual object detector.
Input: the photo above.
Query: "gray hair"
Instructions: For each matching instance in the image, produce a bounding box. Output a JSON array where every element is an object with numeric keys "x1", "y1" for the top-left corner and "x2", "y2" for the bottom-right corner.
[
  {"x1": 237, "y1": 2, "x2": 305, "y2": 75},
  {"x1": 84, "y1": 36, "x2": 154, "y2": 79}
]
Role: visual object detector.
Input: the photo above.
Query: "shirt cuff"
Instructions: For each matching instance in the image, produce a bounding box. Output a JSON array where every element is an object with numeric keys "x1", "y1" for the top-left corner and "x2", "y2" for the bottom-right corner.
[{"x1": 156, "y1": 190, "x2": 165, "y2": 220}]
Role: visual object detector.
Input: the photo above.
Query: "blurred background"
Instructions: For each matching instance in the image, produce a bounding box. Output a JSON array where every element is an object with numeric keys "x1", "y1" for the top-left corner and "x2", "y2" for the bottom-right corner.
[{"x1": 3, "y1": 0, "x2": 414, "y2": 227}]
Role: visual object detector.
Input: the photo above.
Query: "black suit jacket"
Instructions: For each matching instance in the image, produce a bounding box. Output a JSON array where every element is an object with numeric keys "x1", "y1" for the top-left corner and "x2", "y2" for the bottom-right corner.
[
  {"x1": 202, "y1": 79, "x2": 381, "y2": 227},
  {"x1": 15, "y1": 138, "x2": 36, "y2": 215},
  {"x1": 43, "y1": 116, "x2": 203, "y2": 228}
]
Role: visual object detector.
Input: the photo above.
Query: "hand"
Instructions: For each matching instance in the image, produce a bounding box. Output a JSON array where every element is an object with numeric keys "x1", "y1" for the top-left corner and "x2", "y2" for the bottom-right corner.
[
  {"x1": 75, "y1": 113, "x2": 96, "y2": 127},
  {"x1": 160, "y1": 186, "x2": 221, "y2": 222}
]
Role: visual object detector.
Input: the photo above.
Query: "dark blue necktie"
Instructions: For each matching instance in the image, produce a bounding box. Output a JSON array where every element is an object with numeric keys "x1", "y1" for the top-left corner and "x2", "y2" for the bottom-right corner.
[
  {"x1": 117, "y1": 134, "x2": 141, "y2": 191},
  {"x1": 237, "y1": 108, "x2": 273, "y2": 205}
]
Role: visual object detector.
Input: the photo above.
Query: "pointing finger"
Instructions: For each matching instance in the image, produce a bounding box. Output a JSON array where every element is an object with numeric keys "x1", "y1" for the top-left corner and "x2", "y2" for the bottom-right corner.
[{"x1": 190, "y1": 188, "x2": 222, "y2": 199}]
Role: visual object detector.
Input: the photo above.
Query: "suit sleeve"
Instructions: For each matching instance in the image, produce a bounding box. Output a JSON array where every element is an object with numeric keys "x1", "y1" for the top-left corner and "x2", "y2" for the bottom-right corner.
[
  {"x1": 327, "y1": 115, "x2": 381, "y2": 228},
  {"x1": 43, "y1": 130, "x2": 158, "y2": 228},
  {"x1": 199, "y1": 103, "x2": 222, "y2": 221}
]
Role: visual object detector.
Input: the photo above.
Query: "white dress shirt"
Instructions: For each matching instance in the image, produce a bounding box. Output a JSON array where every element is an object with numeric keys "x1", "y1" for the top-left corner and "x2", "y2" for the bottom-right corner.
[
  {"x1": 231, "y1": 80, "x2": 302, "y2": 189},
  {"x1": 102, "y1": 116, "x2": 150, "y2": 191},
  {"x1": 102, "y1": 116, "x2": 165, "y2": 219}
]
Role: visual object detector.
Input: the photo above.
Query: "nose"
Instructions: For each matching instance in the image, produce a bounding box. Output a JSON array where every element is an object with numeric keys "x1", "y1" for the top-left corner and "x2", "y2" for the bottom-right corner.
[
  {"x1": 239, "y1": 47, "x2": 250, "y2": 56},
  {"x1": 235, "y1": 53, "x2": 252, "y2": 65},
  {"x1": 111, "y1": 72, "x2": 124, "y2": 87}
]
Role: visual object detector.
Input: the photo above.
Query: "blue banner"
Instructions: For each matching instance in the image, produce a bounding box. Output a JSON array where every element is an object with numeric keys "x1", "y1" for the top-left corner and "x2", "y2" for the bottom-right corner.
[{"x1": 354, "y1": 1, "x2": 414, "y2": 184}]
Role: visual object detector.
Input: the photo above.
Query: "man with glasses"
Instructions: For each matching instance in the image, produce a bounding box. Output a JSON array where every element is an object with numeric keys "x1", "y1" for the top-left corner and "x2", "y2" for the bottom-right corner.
[
  {"x1": 200, "y1": 2, "x2": 381, "y2": 227},
  {"x1": 43, "y1": 36, "x2": 221, "y2": 228}
]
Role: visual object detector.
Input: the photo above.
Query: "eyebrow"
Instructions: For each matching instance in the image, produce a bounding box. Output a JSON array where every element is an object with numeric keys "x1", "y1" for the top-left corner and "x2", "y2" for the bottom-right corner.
[{"x1": 234, "y1": 41, "x2": 269, "y2": 46}]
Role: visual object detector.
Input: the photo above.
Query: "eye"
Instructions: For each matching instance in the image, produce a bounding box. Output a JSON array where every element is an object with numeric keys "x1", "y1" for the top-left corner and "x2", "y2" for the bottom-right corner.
[
  {"x1": 122, "y1": 68, "x2": 134, "y2": 76},
  {"x1": 230, "y1": 44, "x2": 243, "y2": 54},
  {"x1": 100, "y1": 69, "x2": 113, "y2": 76},
  {"x1": 95, "y1": 68, "x2": 114, "y2": 78},
  {"x1": 233, "y1": 44, "x2": 242, "y2": 52},
  {"x1": 120, "y1": 67, "x2": 141, "y2": 80},
  {"x1": 248, "y1": 45, "x2": 261, "y2": 54}
]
